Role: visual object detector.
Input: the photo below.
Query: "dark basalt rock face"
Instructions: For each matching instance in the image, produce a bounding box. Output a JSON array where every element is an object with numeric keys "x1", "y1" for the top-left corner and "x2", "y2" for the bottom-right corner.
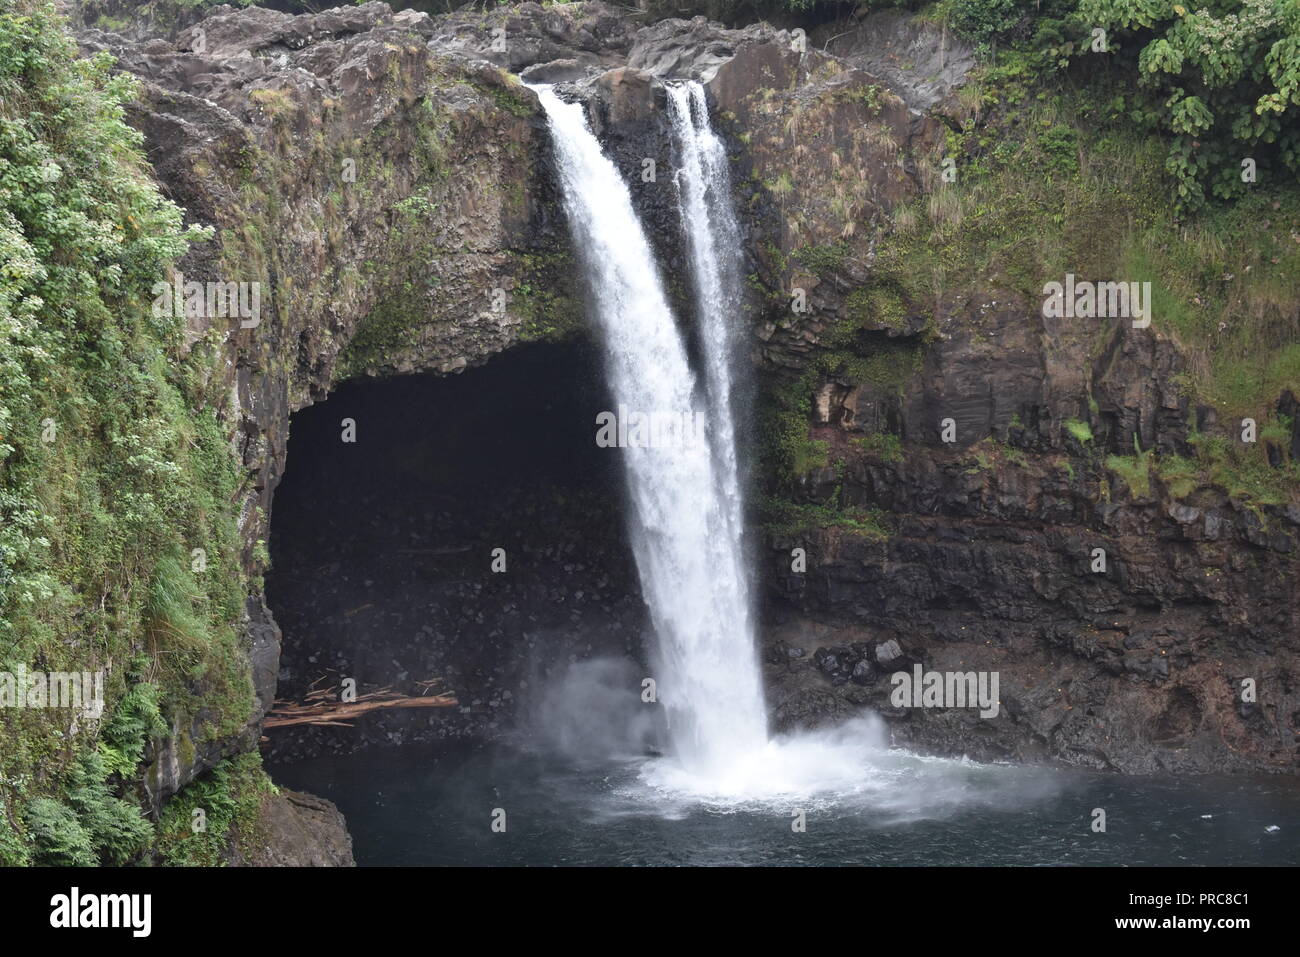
[
  {"x1": 758, "y1": 298, "x2": 1300, "y2": 773},
  {"x1": 761, "y1": 475, "x2": 1299, "y2": 773},
  {"x1": 68, "y1": 0, "x2": 1298, "y2": 815}
]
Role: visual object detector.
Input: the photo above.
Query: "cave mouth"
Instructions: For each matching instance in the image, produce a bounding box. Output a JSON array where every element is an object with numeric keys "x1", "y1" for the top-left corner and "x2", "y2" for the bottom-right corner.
[{"x1": 263, "y1": 341, "x2": 649, "y2": 763}]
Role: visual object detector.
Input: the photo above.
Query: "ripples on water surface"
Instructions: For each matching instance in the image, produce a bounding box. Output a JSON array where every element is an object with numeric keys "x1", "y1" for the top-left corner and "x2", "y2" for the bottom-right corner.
[{"x1": 269, "y1": 730, "x2": 1299, "y2": 867}]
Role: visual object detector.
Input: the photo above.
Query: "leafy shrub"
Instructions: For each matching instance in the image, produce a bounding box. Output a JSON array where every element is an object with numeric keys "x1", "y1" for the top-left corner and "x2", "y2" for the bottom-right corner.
[
  {"x1": 23, "y1": 749, "x2": 153, "y2": 866},
  {"x1": 949, "y1": 0, "x2": 1025, "y2": 49},
  {"x1": 98, "y1": 680, "x2": 167, "y2": 778},
  {"x1": 66, "y1": 750, "x2": 153, "y2": 865},
  {"x1": 1037, "y1": 124, "x2": 1080, "y2": 175},
  {"x1": 156, "y1": 753, "x2": 275, "y2": 866},
  {"x1": 761, "y1": 490, "x2": 890, "y2": 540},
  {"x1": 23, "y1": 797, "x2": 95, "y2": 866},
  {"x1": 0, "y1": 799, "x2": 29, "y2": 866},
  {"x1": 1074, "y1": 0, "x2": 1300, "y2": 209}
]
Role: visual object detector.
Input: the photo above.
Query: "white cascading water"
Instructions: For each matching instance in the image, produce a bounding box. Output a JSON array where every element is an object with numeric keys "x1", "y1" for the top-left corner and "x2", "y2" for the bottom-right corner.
[
  {"x1": 532, "y1": 84, "x2": 768, "y2": 776},
  {"x1": 665, "y1": 82, "x2": 747, "y2": 547}
]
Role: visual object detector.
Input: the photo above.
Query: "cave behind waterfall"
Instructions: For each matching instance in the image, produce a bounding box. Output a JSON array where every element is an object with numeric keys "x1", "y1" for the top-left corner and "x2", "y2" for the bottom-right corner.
[{"x1": 264, "y1": 342, "x2": 648, "y2": 761}]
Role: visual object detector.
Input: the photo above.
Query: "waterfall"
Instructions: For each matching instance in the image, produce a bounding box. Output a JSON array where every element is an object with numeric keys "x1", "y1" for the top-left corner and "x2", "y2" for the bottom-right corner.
[
  {"x1": 532, "y1": 84, "x2": 767, "y2": 775},
  {"x1": 665, "y1": 82, "x2": 748, "y2": 575}
]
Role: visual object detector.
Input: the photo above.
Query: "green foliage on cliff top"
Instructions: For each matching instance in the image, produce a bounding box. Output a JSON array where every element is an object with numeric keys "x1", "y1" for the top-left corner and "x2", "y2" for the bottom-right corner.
[
  {"x1": 885, "y1": 87, "x2": 1300, "y2": 422},
  {"x1": 941, "y1": 0, "x2": 1300, "y2": 211},
  {"x1": 0, "y1": 1, "x2": 252, "y2": 858},
  {"x1": 1075, "y1": 0, "x2": 1300, "y2": 210}
]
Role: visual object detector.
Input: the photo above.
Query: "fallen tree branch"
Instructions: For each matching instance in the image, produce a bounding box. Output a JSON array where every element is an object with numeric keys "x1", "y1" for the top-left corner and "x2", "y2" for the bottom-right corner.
[{"x1": 263, "y1": 685, "x2": 458, "y2": 729}]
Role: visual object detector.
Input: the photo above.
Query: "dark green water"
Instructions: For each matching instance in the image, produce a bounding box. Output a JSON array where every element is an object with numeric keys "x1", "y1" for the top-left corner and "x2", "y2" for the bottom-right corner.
[{"x1": 267, "y1": 739, "x2": 1299, "y2": 866}]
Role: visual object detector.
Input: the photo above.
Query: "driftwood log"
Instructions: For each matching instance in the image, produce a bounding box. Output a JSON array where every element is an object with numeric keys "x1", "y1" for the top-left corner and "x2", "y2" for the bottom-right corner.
[{"x1": 263, "y1": 681, "x2": 458, "y2": 730}]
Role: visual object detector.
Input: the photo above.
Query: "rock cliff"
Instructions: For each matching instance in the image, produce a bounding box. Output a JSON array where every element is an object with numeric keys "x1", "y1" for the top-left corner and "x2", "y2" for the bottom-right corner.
[{"x1": 66, "y1": 0, "x2": 1299, "y2": 815}]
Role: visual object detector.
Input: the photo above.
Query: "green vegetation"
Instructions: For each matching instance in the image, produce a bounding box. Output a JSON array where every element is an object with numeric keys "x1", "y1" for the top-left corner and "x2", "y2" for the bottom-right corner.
[
  {"x1": 1105, "y1": 454, "x2": 1152, "y2": 498},
  {"x1": 946, "y1": 0, "x2": 1024, "y2": 50},
  {"x1": 1103, "y1": 430, "x2": 1298, "y2": 507},
  {"x1": 1077, "y1": 0, "x2": 1300, "y2": 209},
  {"x1": 851, "y1": 2, "x2": 1300, "y2": 507},
  {"x1": 759, "y1": 374, "x2": 830, "y2": 478},
  {"x1": 952, "y1": 0, "x2": 1300, "y2": 211},
  {"x1": 248, "y1": 86, "x2": 297, "y2": 122},
  {"x1": 0, "y1": 0, "x2": 253, "y2": 861},
  {"x1": 853, "y1": 431, "x2": 904, "y2": 463},
  {"x1": 793, "y1": 242, "x2": 850, "y2": 276},
  {"x1": 730, "y1": 0, "x2": 1300, "y2": 213},
  {"x1": 156, "y1": 752, "x2": 276, "y2": 866},
  {"x1": 21, "y1": 797, "x2": 94, "y2": 866},
  {"x1": 1157, "y1": 453, "x2": 1201, "y2": 498},
  {"x1": 0, "y1": 796, "x2": 26, "y2": 865},
  {"x1": 393, "y1": 194, "x2": 439, "y2": 220},
  {"x1": 883, "y1": 84, "x2": 1300, "y2": 425},
  {"x1": 845, "y1": 284, "x2": 908, "y2": 330},
  {"x1": 833, "y1": 82, "x2": 885, "y2": 113},
  {"x1": 98, "y1": 678, "x2": 168, "y2": 777},
  {"x1": 1106, "y1": 436, "x2": 1155, "y2": 498},
  {"x1": 962, "y1": 435, "x2": 1027, "y2": 472},
  {"x1": 485, "y1": 79, "x2": 535, "y2": 119},
  {"x1": 336, "y1": 286, "x2": 432, "y2": 378},
  {"x1": 760, "y1": 490, "x2": 890, "y2": 540},
  {"x1": 21, "y1": 666, "x2": 162, "y2": 865},
  {"x1": 765, "y1": 171, "x2": 795, "y2": 198},
  {"x1": 511, "y1": 251, "x2": 586, "y2": 343},
  {"x1": 1188, "y1": 429, "x2": 1300, "y2": 506},
  {"x1": 1064, "y1": 418, "x2": 1094, "y2": 443}
]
